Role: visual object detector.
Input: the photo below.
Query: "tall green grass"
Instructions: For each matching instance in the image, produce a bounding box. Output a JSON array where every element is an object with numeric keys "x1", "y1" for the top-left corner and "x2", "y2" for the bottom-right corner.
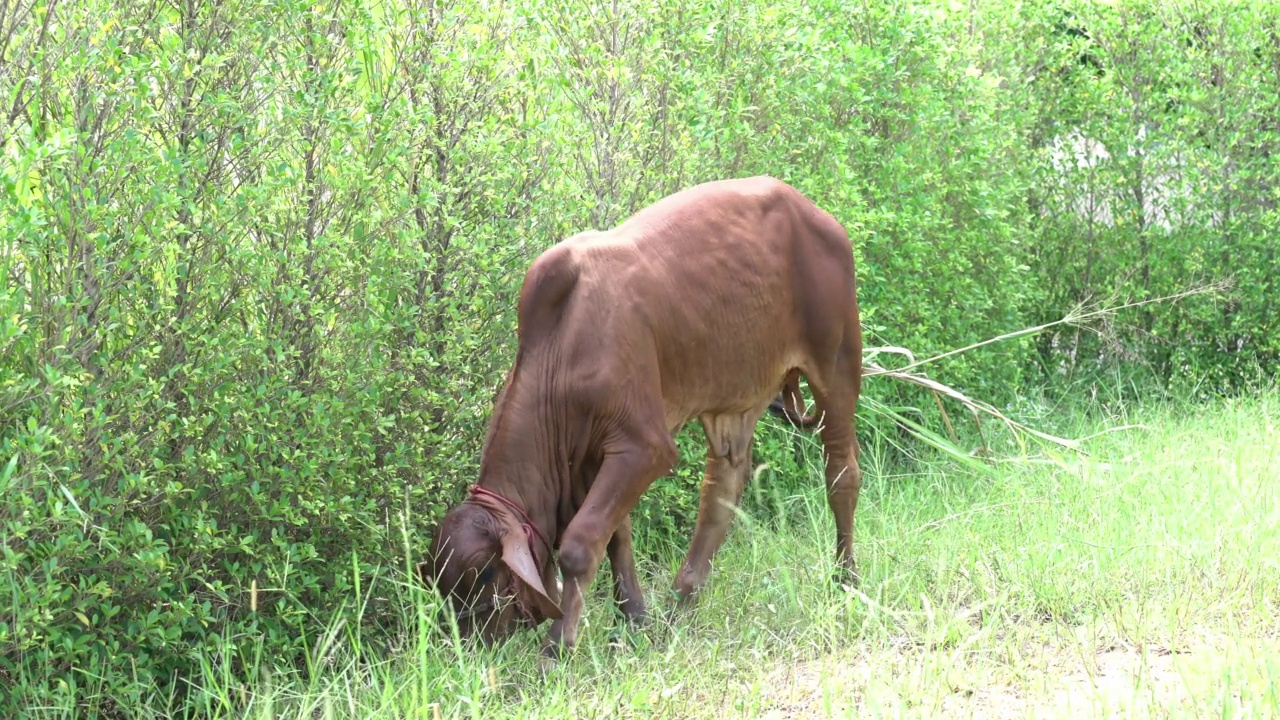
[{"x1": 21, "y1": 393, "x2": 1279, "y2": 719}]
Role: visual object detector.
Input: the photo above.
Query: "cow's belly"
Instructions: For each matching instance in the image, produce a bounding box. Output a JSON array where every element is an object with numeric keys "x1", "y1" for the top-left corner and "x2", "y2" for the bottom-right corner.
[{"x1": 659, "y1": 347, "x2": 804, "y2": 434}]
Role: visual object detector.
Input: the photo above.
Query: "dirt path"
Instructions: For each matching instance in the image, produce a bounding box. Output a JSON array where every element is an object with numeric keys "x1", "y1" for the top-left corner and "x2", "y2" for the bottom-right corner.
[{"x1": 751, "y1": 630, "x2": 1278, "y2": 719}]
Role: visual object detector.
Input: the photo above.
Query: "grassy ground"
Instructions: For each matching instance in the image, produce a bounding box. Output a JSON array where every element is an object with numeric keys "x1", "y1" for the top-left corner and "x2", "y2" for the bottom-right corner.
[{"x1": 158, "y1": 393, "x2": 1280, "y2": 717}]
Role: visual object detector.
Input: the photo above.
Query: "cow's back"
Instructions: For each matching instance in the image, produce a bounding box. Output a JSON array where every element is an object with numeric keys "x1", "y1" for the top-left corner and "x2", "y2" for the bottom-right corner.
[{"x1": 520, "y1": 176, "x2": 855, "y2": 431}]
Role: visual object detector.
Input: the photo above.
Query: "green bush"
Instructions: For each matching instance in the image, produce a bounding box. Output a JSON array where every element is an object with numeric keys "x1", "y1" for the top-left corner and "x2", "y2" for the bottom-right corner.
[{"x1": 1012, "y1": 1, "x2": 1280, "y2": 391}]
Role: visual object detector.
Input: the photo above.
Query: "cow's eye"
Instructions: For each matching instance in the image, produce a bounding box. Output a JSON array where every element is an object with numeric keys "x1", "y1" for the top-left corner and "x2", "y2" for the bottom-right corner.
[{"x1": 478, "y1": 567, "x2": 495, "y2": 585}]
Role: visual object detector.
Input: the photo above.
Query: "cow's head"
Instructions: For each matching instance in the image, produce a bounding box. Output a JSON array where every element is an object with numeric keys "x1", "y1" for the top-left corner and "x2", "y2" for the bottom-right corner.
[{"x1": 421, "y1": 501, "x2": 561, "y2": 643}]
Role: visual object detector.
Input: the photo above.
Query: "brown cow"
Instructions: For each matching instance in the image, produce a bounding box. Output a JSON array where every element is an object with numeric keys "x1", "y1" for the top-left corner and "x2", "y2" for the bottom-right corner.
[{"x1": 422, "y1": 176, "x2": 863, "y2": 664}]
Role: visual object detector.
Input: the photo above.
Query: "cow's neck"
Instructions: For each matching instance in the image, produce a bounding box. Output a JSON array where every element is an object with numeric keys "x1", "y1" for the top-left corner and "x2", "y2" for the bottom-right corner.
[{"x1": 474, "y1": 373, "x2": 571, "y2": 551}]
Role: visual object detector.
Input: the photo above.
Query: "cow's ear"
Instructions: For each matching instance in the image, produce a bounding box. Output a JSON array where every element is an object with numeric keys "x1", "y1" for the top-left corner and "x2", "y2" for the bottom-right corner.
[{"x1": 500, "y1": 529, "x2": 562, "y2": 620}]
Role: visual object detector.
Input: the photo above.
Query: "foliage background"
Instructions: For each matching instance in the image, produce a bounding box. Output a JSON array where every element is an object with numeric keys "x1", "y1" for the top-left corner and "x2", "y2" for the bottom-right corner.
[{"x1": 1, "y1": 0, "x2": 1276, "y2": 713}]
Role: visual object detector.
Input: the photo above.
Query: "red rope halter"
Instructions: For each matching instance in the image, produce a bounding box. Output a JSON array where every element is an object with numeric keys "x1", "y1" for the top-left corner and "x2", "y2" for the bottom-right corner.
[{"x1": 468, "y1": 485, "x2": 554, "y2": 559}]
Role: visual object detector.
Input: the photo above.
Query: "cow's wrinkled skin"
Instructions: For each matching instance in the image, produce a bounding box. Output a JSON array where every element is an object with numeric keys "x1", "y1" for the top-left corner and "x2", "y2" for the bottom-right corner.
[{"x1": 421, "y1": 176, "x2": 864, "y2": 665}]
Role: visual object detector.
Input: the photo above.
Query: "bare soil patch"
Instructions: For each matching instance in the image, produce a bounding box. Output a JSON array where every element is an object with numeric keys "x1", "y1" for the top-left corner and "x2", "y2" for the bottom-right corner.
[{"x1": 749, "y1": 629, "x2": 1275, "y2": 719}]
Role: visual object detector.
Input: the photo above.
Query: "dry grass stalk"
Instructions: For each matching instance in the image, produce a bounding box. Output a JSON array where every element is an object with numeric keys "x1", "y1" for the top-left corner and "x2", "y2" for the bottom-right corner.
[{"x1": 857, "y1": 283, "x2": 1223, "y2": 454}]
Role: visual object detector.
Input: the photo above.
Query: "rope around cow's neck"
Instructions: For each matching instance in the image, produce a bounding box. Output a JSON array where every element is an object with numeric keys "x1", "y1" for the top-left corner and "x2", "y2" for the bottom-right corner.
[{"x1": 467, "y1": 484, "x2": 554, "y2": 560}]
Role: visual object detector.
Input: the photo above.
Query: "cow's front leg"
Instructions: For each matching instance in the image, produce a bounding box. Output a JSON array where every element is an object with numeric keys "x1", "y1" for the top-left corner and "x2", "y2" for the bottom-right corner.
[
  {"x1": 542, "y1": 434, "x2": 675, "y2": 667},
  {"x1": 607, "y1": 514, "x2": 648, "y2": 627}
]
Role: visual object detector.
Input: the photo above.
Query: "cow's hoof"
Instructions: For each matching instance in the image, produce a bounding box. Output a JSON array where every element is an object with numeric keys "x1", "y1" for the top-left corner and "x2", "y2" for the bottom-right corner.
[
  {"x1": 678, "y1": 593, "x2": 705, "y2": 612},
  {"x1": 537, "y1": 654, "x2": 560, "y2": 675},
  {"x1": 609, "y1": 611, "x2": 650, "y2": 648},
  {"x1": 832, "y1": 566, "x2": 861, "y2": 589},
  {"x1": 621, "y1": 607, "x2": 650, "y2": 629},
  {"x1": 669, "y1": 585, "x2": 702, "y2": 609},
  {"x1": 539, "y1": 640, "x2": 566, "y2": 673}
]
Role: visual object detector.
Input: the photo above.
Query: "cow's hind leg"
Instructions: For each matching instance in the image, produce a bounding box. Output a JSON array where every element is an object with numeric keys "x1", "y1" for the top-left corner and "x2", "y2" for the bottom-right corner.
[
  {"x1": 806, "y1": 356, "x2": 864, "y2": 585},
  {"x1": 672, "y1": 411, "x2": 760, "y2": 605}
]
